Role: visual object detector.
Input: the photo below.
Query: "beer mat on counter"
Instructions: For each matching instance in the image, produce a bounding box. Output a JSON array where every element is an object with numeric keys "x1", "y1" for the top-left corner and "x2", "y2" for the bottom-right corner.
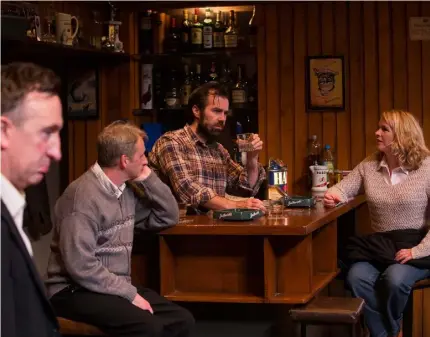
[
  {"x1": 283, "y1": 196, "x2": 316, "y2": 208},
  {"x1": 213, "y1": 208, "x2": 264, "y2": 221}
]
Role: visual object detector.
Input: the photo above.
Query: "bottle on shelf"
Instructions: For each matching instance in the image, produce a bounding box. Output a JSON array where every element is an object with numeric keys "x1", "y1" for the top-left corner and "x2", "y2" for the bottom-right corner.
[
  {"x1": 219, "y1": 63, "x2": 233, "y2": 100},
  {"x1": 139, "y1": 10, "x2": 153, "y2": 54},
  {"x1": 224, "y1": 10, "x2": 238, "y2": 49},
  {"x1": 203, "y1": 8, "x2": 213, "y2": 50},
  {"x1": 181, "y1": 9, "x2": 192, "y2": 51},
  {"x1": 213, "y1": 11, "x2": 225, "y2": 49},
  {"x1": 191, "y1": 9, "x2": 203, "y2": 52},
  {"x1": 192, "y1": 63, "x2": 203, "y2": 90},
  {"x1": 181, "y1": 64, "x2": 192, "y2": 106},
  {"x1": 231, "y1": 64, "x2": 247, "y2": 105},
  {"x1": 164, "y1": 69, "x2": 181, "y2": 109},
  {"x1": 206, "y1": 61, "x2": 219, "y2": 82},
  {"x1": 234, "y1": 11, "x2": 246, "y2": 48},
  {"x1": 153, "y1": 65, "x2": 163, "y2": 108},
  {"x1": 164, "y1": 17, "x2": 180, "y2": 53},
  {"x1": 307, "y1": 135, "x2": 321, "y2": 188},
  {"x1": 249, "y1": 6, "x2": 257, "y2": 48},
  {"x1": 321, "y1": 144, "x2": 336, "y2": 186},
  {"x1": 247, "y1": 73, "x2": 258, "y2": 106}
]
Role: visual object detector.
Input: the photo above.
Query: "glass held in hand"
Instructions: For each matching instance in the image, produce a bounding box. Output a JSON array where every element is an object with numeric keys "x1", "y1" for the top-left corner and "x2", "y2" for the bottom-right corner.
[
  {"x1": 178, "y1": 203, "x2": 190, "y2": 219},
  {"x1": 237, "y1": 133, "x2": 254, "y2": 152}
]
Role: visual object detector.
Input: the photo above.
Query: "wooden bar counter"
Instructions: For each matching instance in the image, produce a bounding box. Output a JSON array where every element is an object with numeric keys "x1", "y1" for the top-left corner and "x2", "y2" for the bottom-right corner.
[{"x1": 156, "y1": 196, "x2": 366, "y2": 305}]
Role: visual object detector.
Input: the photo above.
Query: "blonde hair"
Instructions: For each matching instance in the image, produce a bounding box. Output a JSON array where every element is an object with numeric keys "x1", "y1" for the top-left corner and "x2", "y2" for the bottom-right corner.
[
  {"x1": 380, "y1": 110, "x2": 430, "y2": 170},
  {"x1": 97, "y1": 120, "x2": 147, "y2": 167}
]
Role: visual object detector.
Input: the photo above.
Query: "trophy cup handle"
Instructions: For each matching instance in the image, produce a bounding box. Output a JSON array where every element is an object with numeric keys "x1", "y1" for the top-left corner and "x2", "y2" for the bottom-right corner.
[{"x1": 70, "y1": 16, "x2": 79, "y2": 39}]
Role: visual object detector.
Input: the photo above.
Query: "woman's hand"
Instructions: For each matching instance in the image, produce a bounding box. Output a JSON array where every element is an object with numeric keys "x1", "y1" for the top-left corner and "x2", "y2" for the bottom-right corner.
[
  {"x1": 395, "y1": 249, "x2": 413, "y2": 264},
  {"x1": 323, "y1": 190, "x2": 343, "y2": 208}
]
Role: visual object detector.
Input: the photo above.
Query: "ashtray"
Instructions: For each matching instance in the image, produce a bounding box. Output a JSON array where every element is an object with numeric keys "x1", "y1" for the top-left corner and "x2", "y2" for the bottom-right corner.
[
  {"x1": 213, "y1": 208, "x2": 264, "y2": 221},
  {"x1": 283, "y1": 196, "x2": 316, "y2": 208}
]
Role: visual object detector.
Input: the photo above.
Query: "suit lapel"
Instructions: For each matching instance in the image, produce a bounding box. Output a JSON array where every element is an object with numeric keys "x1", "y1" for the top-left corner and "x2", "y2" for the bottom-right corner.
[{"x1": 1, "y1": 201, "x2": 57, "y2": 320}]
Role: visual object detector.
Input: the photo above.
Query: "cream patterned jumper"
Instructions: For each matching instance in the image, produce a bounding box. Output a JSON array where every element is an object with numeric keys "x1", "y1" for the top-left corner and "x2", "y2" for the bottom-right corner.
[{"x1": 328, "y1": 154, "x2": 430, "y2": 259}]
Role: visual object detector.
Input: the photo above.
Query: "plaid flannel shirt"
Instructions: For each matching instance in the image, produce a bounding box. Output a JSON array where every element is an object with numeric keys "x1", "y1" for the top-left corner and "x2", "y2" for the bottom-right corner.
[{"x1": 148, "y1": 125, "x2": 266, "y2": 206}]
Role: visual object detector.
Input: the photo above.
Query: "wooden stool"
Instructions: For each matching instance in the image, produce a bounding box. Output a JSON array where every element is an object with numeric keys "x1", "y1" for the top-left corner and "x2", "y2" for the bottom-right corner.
[
  {"x1": 58, "y1": 317, "x2": 106, "y2": 336},
  {"x1": 403, "y1": 278, "x2": 430, "y2": 337},
  {"x1": 290, "y1": 296, "x2": 365, "y2": 337}
]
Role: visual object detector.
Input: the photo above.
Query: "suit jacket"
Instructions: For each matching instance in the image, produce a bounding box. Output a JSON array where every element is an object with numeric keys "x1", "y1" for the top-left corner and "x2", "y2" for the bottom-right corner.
[
  {"x1": 1, "y1": 201, "x2": 60, "y2": 337},
  {"x1": 24, "y1": 177, "x2": 53, "y2": 240}
]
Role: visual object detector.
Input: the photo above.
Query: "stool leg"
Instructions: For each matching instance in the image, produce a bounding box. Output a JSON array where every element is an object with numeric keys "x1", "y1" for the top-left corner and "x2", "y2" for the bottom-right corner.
[
  {"x1": 350, "y1": 323, "x2": 356, "y2": 337},
  {"x1": 300, "y1": 323, "x2": 306, "y2": 337}
]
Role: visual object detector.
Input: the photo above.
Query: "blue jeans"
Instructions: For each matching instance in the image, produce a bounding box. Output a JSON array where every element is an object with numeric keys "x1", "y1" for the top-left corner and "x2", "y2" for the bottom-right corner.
[{"x1": 346, "y1": 262, "x2": 430, "y2": 337}]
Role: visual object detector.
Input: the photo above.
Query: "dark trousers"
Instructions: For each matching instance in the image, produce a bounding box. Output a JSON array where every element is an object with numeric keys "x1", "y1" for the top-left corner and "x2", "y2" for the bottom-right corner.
[{"x1": 50, "y1": 286, "x2": 195, "y2": 337}]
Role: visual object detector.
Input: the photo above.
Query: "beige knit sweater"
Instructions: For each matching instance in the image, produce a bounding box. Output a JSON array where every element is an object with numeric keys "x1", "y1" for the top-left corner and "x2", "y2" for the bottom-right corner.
[{"x1": 328, "y1": 154, "x2": 430, "y2": 259}]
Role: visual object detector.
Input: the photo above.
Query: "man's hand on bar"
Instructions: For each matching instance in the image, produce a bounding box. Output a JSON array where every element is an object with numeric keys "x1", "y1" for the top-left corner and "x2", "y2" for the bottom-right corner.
[{"x1": 235, "y1": 197, "x2": 267, "y2": 214}]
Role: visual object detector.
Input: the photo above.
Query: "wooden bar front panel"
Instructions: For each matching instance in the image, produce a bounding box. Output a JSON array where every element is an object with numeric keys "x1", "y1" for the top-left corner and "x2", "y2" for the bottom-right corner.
[{"x1": 160, "y1": 236, "x2": 265, "y2": 303}]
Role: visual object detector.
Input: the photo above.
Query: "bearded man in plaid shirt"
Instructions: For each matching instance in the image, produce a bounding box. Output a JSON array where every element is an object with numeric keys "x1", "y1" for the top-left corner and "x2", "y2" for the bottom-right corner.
[{"x1": 149, "y1": 82, "x2": 266, "y2": 214}]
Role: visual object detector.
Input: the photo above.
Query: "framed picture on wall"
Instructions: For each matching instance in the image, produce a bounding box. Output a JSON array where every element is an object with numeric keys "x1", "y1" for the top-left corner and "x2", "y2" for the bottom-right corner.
[
  {"x1": 67, "y1": 68, "x2": 99, "y2": 119},
  {"x1": 306, "y1": 56, "x2": 345, "y2": 111}
]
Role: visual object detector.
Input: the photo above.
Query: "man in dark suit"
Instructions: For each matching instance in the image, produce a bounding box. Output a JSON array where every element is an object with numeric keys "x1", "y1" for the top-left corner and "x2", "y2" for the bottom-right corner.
[{"x1": 1, "y1": 62, "x2": 64, "y2": 337}]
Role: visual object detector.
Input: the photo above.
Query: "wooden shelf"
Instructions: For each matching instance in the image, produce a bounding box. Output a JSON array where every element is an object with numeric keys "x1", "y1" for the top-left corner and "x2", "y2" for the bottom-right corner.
[
  {"x1": 134, "y1": 47, "x2": 257, "y2": 62},
  {"x1": 2, "y1": 38, "x2": 131, "y2": 63},
  {"x1": 164, "y1": 291, "x2": 264, "y2": 303},
  {"x1": 133, "y1": 104, "x2": 257, "y2": 116}
]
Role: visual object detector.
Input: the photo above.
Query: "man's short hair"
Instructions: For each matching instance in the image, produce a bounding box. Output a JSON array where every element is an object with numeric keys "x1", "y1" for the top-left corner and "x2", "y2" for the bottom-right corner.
[
  {"x1": 187, "y1": 82, "x2": 229, "y2": 121},
  {"x1": 1, "y1": 62, "x2": 61, "y2": 124},
  {"x1": 97, "y1": 120, "x2": 147, "y2": 168}
]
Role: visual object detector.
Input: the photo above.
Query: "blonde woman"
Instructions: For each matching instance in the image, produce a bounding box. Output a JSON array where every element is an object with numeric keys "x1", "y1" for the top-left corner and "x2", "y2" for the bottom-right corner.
[{"x1": 324, "y1": 110, "x2": 430, "y2": 337}]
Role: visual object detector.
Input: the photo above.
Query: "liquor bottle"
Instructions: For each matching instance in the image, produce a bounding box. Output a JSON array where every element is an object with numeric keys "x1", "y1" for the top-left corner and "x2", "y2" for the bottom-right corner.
[
  {"x1": 139, "y1": 10, "x2": 153, "y2": 54},
  {"x1": 153, "y1": 65, "x2": 164, "y2": 108},
  {"x1": 247, "y1": 73, "x2": 258, "y2": 105},
  {"x1": 219, "y1": 63, "x2": 233, "y2": 100},
  {"x1": 203, "y1": 8, "x2": 213, "y2": 49},
  {"x1": 164, "y1": 69, "x2": 181, "y2": 109},
  {"x1": 206, "y1": 62, "x2": 218, "y2": 82},
  {"x1": 231, "y1": 65, "x2": 247, "y2": 105},
  {"x1": 249, "y1": 6, "x2": 257, "y2": 48},
  {"x1": 192, "y1": 64, "x2": 202, "y2": 90},
  {"x1": 307, "y1": 135, "x2": 321, "y2": 189},
  {"x1": 181, "y1": 64, "x2": 192, "y2": 106},
  {"x1": 213, "y1": 11, "x2": 224, "y2": 49},
  {"x1": 181, "y1": 9, "x2": 192, "y2": 51},
  {"x1": 235, "y1": 11, "x2": 246, "y2": 48},
  {"x1": 224, "y1": 10, "x2": 238, "y2": 48},
  {"x1": 322, "y1": 144, "x2": 336, "y2": 186},
  {"x1": 164, "y1": 17, "x2": 180, "y2": 53},
  {"x1": 190, "y1": 9, "x2": 203, "y2": 51}
]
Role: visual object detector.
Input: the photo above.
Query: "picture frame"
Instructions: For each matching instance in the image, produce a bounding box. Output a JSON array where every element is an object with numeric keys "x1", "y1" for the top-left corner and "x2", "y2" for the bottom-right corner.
[
  {"x1": 306, "y1": 55, "x2": 345, "y2": 112},
  {"x1": 67, "y1": 68, "x2": 99, "y2": 119}
]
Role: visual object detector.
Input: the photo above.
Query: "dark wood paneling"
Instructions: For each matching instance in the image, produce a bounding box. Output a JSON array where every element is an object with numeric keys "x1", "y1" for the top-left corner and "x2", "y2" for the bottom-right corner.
[
  {"x1": 259, "y1": 2, "x2": 430, "y2": 335},
  {"x1": 292, "y1": 3, "x2": 308, "y2": 193},
  {"x1": 423, "y1": 2, "x2": 430, "y2": 146},
  {"x1": 279, "y1": 3, "x2": 295, "y2": 194},
  {"x1": 334, "y1": 1, "x2": 350, "y2": 171},
  {"x1": 265, "y1": 5, "x2": 281, "y2": 160},
  {"x1": 363, "y1": 2, "x2": 379, "y2": 156},
  {"x1": 392, "y1": 2, "x2": 408, "y2": 109}
]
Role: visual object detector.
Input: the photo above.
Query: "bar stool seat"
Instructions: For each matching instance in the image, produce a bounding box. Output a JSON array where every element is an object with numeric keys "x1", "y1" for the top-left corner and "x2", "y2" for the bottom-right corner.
[
  {"x1": 290, "y1": 296, "x2": 365, "y2": 337},
  {"x1": 57, "y1": 317, "x2": 106, "y2": 336}
]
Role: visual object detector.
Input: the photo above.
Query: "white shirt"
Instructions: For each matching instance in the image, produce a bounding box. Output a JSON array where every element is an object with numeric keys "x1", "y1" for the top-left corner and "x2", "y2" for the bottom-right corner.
[
  {"x1": 91, "y1": 162, "x2": 126, "y2": 199},
  {"x1": 0, "y1": 174, "x2": 33, "y2": 256},
  {"x1": 378, "y1": 157, "x2": 409, "y2": 186}
]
